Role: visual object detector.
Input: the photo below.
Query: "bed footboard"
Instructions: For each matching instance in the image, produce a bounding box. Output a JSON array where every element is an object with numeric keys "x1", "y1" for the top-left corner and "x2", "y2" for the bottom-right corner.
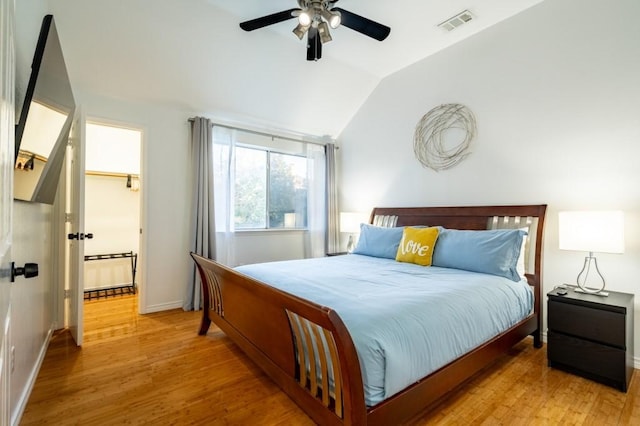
[{"x1": 191, "y1": 253, "x2": 367, "y2": 425}]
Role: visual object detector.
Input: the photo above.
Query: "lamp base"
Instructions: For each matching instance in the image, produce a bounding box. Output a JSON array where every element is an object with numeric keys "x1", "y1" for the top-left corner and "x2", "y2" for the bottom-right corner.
[
  {"x1": 575, "y1": 253, "x2": 608, "y2": 297},
  {"x1": 574, "y1": 287, "x2": 609, "y2": 297},
  {"x1": 346, "y1": 234, "x2": 355, "y2": 253}
]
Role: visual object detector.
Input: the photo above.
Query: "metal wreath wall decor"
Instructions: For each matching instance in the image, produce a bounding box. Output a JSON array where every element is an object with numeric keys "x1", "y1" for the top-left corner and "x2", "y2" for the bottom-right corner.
[{"x1": 413, "y1": 103, "x2": 477, "y2": 171}]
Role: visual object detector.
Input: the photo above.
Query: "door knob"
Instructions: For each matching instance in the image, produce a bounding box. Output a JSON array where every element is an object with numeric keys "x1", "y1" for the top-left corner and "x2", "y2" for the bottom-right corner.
[
  {"x1": 68, "y1": 232, "x2": 94, "y2": 240},
  {"x1": 11, "y1": 262, "x2": 39, "y2": 282}
]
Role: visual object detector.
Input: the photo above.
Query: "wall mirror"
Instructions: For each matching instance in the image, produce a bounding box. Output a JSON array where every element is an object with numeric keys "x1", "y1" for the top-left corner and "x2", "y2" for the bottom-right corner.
[{"x1": 14, "y1": 15, "x2": 75, "y2": 204}]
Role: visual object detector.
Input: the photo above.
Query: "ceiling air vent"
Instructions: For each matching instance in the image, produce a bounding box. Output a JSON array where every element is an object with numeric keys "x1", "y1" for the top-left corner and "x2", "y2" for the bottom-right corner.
[{"x1": 438, "y1": 10, "x2": 474, "y2": 31}]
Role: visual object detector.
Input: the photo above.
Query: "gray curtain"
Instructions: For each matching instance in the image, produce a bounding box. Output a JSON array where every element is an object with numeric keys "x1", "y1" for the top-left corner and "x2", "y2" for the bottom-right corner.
[
  {"x1": 184, "y1": 117, "x2": 214, "y2": 311},
  {"x1": 325, "y1": 143, "x2": 340, "y2": 254}
]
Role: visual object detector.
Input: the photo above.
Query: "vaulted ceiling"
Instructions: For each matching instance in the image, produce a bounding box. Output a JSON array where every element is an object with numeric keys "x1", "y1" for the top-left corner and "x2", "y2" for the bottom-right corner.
[{"x1": 38, "y1": 0, "x2": 543, "y2": 138}]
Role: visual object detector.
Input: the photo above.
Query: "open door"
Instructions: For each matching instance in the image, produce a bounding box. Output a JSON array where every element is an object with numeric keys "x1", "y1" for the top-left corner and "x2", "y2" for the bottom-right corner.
[
  {"x1": 0, "y1": 0, "x2": 14, "y2": 422},
  {"x1": 0, "y1": 0, "x2": 15, "y2": 420},
  {"x1": 66, "y1": 109, "x2": 85, "y2": 346}
]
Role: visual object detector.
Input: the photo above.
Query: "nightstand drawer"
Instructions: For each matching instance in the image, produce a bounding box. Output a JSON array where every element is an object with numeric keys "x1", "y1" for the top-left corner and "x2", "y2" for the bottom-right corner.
[
  {"x1": 548, "y1": 300, "x2": 626, "y2": 348},
  {"x1": 548, "y1": 331, "x2": 626, "y2": 389}
]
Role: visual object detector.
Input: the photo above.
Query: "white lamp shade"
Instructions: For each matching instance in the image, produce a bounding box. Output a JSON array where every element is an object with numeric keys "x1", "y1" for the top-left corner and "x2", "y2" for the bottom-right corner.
[
  {"x1": 284, "y1": 213, "x2": 296, "y2": 228},
  {"x1": 559, "y1": 210, "x2": 625, "y2": 254},
  {"x1": 340, "y1": 212, "x2": 368, "y2": 234}
]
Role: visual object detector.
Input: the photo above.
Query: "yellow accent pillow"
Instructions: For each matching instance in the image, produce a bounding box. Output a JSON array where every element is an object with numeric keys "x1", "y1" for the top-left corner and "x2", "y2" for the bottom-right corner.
[{"x1": 396, "y1": 227, "x2": 440, "y2": 266}]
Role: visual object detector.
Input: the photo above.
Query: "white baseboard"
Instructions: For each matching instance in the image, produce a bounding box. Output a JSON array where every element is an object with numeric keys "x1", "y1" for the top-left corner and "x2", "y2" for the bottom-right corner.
[
  {"x1": 144, "y1": 300, "x2": 183, "y2": 313},
  {"x1": 11, "y1": 325, "x2": 54, "y2": 426},
  {"x1": 541, "y1": 330, "x2": 548, "y2": 343}
]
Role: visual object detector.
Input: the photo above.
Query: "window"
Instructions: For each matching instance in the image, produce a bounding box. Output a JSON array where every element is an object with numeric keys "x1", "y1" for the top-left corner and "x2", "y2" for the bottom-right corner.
[
  {"x1": 212, "y1": 125, "x2": 327, "y2": 243},
  {"x1": 234, "y1": 145, "x2": 308, "y2": 230}
]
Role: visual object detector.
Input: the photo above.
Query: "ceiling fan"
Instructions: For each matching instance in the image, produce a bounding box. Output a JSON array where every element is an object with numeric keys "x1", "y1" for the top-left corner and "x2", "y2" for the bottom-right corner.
[{"x1": 239, "y1": 0, "x2": 391, "y2": 61}]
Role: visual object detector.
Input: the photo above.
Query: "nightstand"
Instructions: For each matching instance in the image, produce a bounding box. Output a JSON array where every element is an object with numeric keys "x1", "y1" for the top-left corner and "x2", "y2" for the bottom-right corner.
[{"x1": 547, "y1": 285, "x2": 634, "y2": 392}]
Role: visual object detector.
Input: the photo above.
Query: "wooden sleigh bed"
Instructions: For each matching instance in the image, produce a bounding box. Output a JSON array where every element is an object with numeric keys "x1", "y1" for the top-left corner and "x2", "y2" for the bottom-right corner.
[{"x1": 191, "y1": 204, "x2": 547, "y2": 425}]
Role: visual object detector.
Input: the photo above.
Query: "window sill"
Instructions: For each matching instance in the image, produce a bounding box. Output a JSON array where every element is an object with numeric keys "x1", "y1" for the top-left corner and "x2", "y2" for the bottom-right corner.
[{"x1": 232, "y1": 228, "x2": 308, "y2": 235}]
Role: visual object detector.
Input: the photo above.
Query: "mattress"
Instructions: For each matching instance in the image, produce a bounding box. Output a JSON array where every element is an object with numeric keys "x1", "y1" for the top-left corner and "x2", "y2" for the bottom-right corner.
[{"x1": 235, "y1": 253, "x2": 533, "y2": 406}]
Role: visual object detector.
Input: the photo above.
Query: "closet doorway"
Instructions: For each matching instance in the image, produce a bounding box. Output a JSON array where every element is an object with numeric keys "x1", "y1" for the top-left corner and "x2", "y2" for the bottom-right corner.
[{"x1": 83, "y1": 122, "x2": 142, "y2": 321}]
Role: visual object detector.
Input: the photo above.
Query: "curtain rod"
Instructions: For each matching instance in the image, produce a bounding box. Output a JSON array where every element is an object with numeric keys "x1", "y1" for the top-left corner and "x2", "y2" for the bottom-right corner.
[{"x1": 188, "y1": 117, "x2": 332, "y2": 148}]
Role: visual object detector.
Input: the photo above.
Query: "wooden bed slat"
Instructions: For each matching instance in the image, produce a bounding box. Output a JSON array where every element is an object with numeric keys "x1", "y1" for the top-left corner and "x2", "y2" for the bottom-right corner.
[
  {"x1": 309, "y1": 322, "x2": 330, "y2": 407},
  {"x1": 287, "y1": 311, "x2": 308, "y2": 387},
  {"x1": 323, "y1": 328, "x2": 344, "y2": 418},
  {"x1": 203, "y1": 269, "x2": 223, "y2": 317},
  {"x1": 301, "y1": 318, "x2": 318, "y2": 395},
  {"x1": 286, "y1": 310, "x2": 345, "y2": 418},
  {"x1": 372, "y1": 215, "x2": 398, "y2": 227}
]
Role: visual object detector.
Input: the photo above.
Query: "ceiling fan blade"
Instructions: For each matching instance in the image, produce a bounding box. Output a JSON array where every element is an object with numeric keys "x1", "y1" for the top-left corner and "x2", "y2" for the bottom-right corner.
[
  {"x1": 239, "y1": 8, "x2": 298, "y2": 31},
  {"x1": 306, "y1": 27, "x2": 322, "y2": 61},
  {"x1": 332, "y1": 7, "x2": 390, "y2": 41}
]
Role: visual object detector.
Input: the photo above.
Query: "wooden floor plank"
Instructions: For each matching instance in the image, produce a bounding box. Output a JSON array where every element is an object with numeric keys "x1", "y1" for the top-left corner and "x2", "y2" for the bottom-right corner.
[{"x1": 21, "y1": 296, "x2": 638, "y2": 425}]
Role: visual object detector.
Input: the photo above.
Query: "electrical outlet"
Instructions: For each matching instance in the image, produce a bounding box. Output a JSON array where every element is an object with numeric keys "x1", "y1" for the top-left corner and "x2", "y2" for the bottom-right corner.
[{"x1": 10, "y1": 346, "x2": 15, "y2": 373}]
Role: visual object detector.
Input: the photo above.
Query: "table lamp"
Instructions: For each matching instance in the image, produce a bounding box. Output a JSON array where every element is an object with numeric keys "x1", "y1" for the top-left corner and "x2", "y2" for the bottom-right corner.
[
  {"x1": 340, "y1": 212, "x2": 368, "y2": 253},
  {"x1": 558, "y1": 210, "x2": 625, "y2": 297}
]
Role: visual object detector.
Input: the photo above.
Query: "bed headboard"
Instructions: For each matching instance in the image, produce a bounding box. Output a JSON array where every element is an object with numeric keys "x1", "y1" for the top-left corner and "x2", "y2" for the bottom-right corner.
[{"x1": 369, "y1": 205, "x2": 547, "y2": 315}]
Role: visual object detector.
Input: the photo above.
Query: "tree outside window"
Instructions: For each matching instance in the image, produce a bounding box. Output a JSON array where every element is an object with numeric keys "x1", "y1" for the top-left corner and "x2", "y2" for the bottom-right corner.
[{"x1": 234, "y1": 146, "x2": 308, "y2": 230}]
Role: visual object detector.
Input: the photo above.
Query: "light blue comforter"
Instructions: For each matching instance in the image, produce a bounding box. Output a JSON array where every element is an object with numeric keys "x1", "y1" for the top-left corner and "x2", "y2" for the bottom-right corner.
[{"x1": 235, "y1": 254, "x2": 533, "y2": 406}]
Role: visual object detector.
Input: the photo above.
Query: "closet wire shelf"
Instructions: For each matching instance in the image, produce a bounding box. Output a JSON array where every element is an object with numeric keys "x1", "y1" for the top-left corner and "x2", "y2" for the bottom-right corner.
[{"x1": 84, "y1": 251, "x2": 137, "y2": 300}]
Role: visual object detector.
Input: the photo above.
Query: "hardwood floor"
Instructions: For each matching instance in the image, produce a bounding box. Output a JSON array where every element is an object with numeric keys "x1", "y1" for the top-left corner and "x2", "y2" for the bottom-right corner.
[{"x1": 21, "y1": 296, "x2": 640, "y2": 425}]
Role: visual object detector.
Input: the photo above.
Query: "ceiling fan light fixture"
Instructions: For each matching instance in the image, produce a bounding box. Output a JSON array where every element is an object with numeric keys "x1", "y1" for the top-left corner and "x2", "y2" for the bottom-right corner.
[
  {"x1": 318, "y1": 21, "x2": 332, "y2": 43},
  {"x1": 298, "y1": 10, "x2": 312, "y2": 26},
  {"x1": 322, "y1": 9, "x2": 341, "y2": 29},
  {"x1": 293, "y1": 23, "x2": 310, "y2": 40}
]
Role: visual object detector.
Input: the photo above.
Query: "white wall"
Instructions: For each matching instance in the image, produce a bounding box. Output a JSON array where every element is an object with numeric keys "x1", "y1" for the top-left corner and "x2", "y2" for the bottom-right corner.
[
  {"x1": 10, "y1": 201, "x2": 55, "y2": 422},
  {"x1": 11, "y1": 0, "x2": 58, "y2": 423},
  {"x1": 84, "y1": 176, "x2": 140, "y2": 256},
  {"x1": 339, "y1": 0, "x2": 640, "y2": 353},
  {"x1": 233, "y1": 231, "x2": 307, "y2": 267},
  {"x1": 84, "y1": 175, "x2": 140, "y2": 290}
]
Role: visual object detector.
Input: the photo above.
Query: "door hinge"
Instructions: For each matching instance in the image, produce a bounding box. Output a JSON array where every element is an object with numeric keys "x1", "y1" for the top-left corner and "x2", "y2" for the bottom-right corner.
[
  {"x1": 64, "y1": 289, "x2": 71, "y2": 299},
  {"x1": 65, "y1": 213, "x2": 73, "y2": 223}
]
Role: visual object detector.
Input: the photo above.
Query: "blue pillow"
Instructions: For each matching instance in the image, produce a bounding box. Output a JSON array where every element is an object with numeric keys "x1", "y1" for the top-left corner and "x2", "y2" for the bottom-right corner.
[
  {"x1": 432, "y1": 228, "x2": 527, "y2": 281},
  {"x1": 352, "y1": 224, "x2": 404, "y2": 259}
]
